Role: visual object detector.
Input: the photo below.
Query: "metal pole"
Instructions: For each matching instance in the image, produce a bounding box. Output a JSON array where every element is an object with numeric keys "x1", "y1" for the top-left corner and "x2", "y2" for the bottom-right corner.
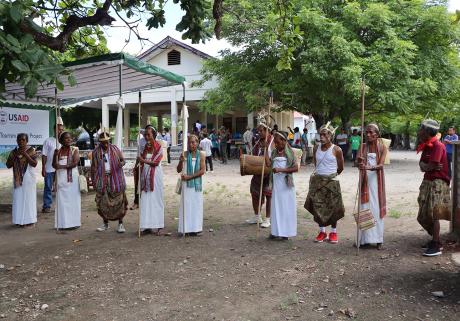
[
  {"x1": 356, "y1": 79, "x2": 366, "y2": 254},
  {"x1": 138, "y1": 91, "x2": 142, "y2": 238}
]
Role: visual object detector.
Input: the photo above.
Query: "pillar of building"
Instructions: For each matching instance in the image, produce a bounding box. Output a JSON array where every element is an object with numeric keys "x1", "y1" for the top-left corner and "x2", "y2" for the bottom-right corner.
[
  {"x1": 123, "y1": 106, "x2": 130, "y2": 147},
  {"x1": 101, "y1": 98, "x2": 109, "y2": 130}
]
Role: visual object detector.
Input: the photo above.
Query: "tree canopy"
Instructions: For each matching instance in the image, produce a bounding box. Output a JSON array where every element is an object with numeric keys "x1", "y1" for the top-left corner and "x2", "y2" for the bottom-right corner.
[
  {"x1": 0, "y1": 0, "x2": 223, "y2": 98},
  {"x1": 198, "y1": 0, "x2": 460, "y2": 127}
]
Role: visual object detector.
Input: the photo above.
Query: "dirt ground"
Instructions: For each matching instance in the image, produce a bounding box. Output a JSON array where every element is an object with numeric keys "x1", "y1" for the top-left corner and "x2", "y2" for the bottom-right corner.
[{"x1": 0, "y1": 151, "x2": 459, "y2": 321}]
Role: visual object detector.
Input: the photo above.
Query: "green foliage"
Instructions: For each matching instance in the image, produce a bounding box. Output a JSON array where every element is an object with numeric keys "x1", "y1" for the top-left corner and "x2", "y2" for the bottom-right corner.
[
  {"x1": 199, "y1": 0, "x2": 460, "y2": 127},
  {"x1": 1, "y1": 0, "x2": 219, "y2": 98}
]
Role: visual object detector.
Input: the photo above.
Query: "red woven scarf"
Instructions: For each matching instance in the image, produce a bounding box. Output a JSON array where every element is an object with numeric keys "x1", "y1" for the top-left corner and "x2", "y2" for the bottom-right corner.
[{"x1": 140, "y1": 140, "x2": 163, "y2": 192}]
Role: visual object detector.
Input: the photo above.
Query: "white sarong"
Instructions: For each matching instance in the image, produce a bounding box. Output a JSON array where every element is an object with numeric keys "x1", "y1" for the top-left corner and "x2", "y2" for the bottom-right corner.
[
  {"x1": 140, "y1": 159, "x2": 164, "y2": 229},
  {"x1": 359, "y1": 153, "x2": 384, "y2": 244},
  {"x1": 271, "y1": 156, "x2": 297, "y2": 237},
  {"x1": 55, "y1": 157, "x2": 81, "y2": 229},
  {"x1": 12, "y1": 165, "x2": 37, "y2": 225},
  {"x1": 178, "y1": 158, "x2": 203, "y2": 233}
]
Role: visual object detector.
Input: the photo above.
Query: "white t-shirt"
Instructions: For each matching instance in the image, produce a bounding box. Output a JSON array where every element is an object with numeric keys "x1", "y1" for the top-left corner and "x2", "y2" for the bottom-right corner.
[
  {"x1": 200, "y1": 138, "x2": 212, "y2": 157},
  {"x1": 164, "y1": 133, "x2": 172, "y2": 146},
  {"x1": 293, "y1": 132, "x2": 301, "y2": 145},
  {"x1": 195, "y1": 122, "x2": 202, "y2": 132},
  {"x1": 42, "y1": 137, "x2": 60, "y2": 173},
  {"x1": 336, "y1": 133, "x2": 348, "y2": 145},
  {"x1": 103, "y1": 152, "x2": 111, "y2": 173}
]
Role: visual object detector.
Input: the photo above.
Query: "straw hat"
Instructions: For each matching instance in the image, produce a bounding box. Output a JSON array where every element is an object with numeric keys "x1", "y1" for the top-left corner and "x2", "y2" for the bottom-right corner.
[{"x1": 99, "y1": 128, "x2": 111, "y2": 142}]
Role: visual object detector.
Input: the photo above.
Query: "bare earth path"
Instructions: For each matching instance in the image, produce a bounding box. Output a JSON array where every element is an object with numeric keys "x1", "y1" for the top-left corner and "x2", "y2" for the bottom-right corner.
[{"x1": 0, "y1": 151, "x2": 459, "y2": 321}]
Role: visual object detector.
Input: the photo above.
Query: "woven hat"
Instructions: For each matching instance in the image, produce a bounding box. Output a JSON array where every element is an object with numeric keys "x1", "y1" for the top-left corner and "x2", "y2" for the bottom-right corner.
[
  {"x1": 319, "y1": 121, "x2": 337, "y2": 136},
  {"x1": 99, "y1": 128, "x2": 110, "y2": 142}
]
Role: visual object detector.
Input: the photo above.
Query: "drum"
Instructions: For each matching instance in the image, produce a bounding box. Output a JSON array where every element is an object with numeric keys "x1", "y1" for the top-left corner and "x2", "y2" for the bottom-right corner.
[{"x1": 240, "y1": 155, "x2": 269, "y2": 176}]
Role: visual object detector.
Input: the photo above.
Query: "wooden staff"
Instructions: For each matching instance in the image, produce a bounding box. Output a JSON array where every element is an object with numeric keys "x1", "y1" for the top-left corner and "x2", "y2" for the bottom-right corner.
[
  {"x1": 256, "y1": 91, "x2": 273, "y2": 237},
  {"x1": 356, "y1": 79, "x2": 366, "y2": 253},
  {"x1": 54, "y1": 88, "x2": 60, "y2": 233},
  {"x1": 137, "y1": 91, "x2": 142, "y2": 238}
]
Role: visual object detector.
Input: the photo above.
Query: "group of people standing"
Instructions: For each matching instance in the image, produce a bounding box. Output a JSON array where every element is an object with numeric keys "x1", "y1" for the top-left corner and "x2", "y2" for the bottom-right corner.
[{"x1": 5, "y1": 116, "x2": 454, "y2": 257}]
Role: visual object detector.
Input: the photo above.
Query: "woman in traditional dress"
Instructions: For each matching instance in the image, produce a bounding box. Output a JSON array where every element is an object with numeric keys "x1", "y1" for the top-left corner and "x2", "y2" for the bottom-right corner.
[
  {"x1": 265, "y1": 131, "x2": 298, "y2": 240},
  {"x1": 357, "y1": 124, "x2": 387, "y2": 249},
  {"x1": 6, "y1": 133, "x2": 38, "y2": 227},
  {"x1": 53, "y1": 132, "x2": 81, "y2": 230},
  {"x1": 139, "y1": 126, "x2": 164, "y2": 235},
  {"x1": 92, "y1": 130, "x2": 128, "y2": 233},
  {"x1": 177, "y1": 135, "x2": 206, "y2": 236}
]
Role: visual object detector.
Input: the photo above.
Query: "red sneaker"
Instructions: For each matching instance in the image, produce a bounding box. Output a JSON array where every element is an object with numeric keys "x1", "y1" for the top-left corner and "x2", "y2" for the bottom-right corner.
[
  {"x1": 315, "y1": 231, "x2": 328, "y2": 243},
  {"x1": 328, "y1": 232, "x2": 338, "y2": 244}
]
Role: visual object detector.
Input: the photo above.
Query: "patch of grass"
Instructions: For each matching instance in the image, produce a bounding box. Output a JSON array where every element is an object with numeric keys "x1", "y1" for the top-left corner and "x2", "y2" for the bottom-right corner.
[
  {"x1": 279, "y1": 293, "x2": 299, "y2": 310},
  {"x1": 389, "y1": 209, "x2": 402, "y2": 219}
]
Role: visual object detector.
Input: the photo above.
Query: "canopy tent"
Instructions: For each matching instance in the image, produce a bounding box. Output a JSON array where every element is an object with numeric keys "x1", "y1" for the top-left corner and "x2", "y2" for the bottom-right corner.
[{"x1": 2, "y1": 52, "x2": 186, "y2": 147}]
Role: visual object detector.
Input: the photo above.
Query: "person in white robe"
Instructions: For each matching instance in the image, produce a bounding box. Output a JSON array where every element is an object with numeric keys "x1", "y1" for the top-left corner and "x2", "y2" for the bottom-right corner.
[
  {"x1": 265, "y1": 131, "x2": 298, "y2": 240},
  {"x1": 177, "y1": 134, "x2": 206, "y2": 236},
  {"x1": 139, "y1": 126, "x2": 165, "y2": 235},
  {"x1": 357, "y1": 124, "x2": 388, "y2": 250},
  {"x1": 6, "y1": 133, "x2": 38, "y2": 227},
  {"x1": 53, "y1": 132, "x2": 81, "y2": 230}
]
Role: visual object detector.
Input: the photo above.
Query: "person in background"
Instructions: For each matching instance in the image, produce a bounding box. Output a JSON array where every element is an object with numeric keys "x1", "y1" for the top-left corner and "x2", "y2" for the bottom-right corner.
[
  {"x1": 41, "y1": 117, "x2": 64, "y2": 213},
  {"x1": 53, "y1": 132, "x2": 81, "y2": 230},
  {"x1": 163, "y1": 127, "x2": 172, "y2": 165},
  {"x1": 6, "y1": 133, "x2": 38, "y2": 227},
  {"x1": 443, "y1": 126, "x2": 458, "y2": 179},
  {"x1": 301, "y1": 127, "x2": 309, "y2": 165},
  {"x1": 210, "y1": 129, "x2": 220, "y2": 160},
  {"x1": 292, "y1": 127, "x2": 301, "y2": 148},
  {"x1": 417, "y1": 120, "x2": 451, "y2": 257},
  {"x1": 243, "y1": 126, "x2": 253, "y2": 154},
  {"x1": 200, "y1": 133, "x2": 213, "y2": 172},
  {"x1": 350, "y1": 129, "x2": 361, "y2": 165},
  {"x1": 178, "y1": 130, "x2": 183, "y2": 146},
  {"x1": 194, "y1": 120, "x2": 202, "y2": 135},
  {"x1": 287, "y1": 127, "x2": 294, "y2": 146},
  {"x1": 218, "y1": 126, "x2": 228, "y2": 164},
  {"x1": 226, "y1": 129, "x2": 232, "y2": 159},
  {"x1": 336, "y1": 128, "x2": 349, "y2": 160},
  {"x1": 92, "y1": 130, "x2": 128, "y2": 233}
]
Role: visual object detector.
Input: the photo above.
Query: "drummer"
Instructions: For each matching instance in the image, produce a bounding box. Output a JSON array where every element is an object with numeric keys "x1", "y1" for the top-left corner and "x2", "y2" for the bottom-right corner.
[{"x1": 245, "y1": 123, "x2": 274, "y2": 228}]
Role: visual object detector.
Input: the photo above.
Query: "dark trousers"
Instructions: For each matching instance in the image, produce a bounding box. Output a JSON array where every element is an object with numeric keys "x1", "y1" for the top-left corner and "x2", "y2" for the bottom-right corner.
[
  {"x1": 133, "y1": 165, "x2": 139, "y2": 204},
  {"x1": 448, "y1": 153, "x2": 452, "y2": 179},
  {"x1": 351, "y1": 149, "x2": 358, "y2": 162},
  {"x1": 43, "y1": 172, "x2": 55, "y2": 209},
  {"x1": 206, "y1": 156, "x2": 213, "y2": 171},
  {"x1": 339, "y1": 144, "x2": 348, "y2": 160},
  {"x1": 167, "y1": 146, "x2": 171, "y2": 164},
  {"x1": 220, "y1": 143, "x2": 227, "y2": 163},
  {"x1": 212, "y1": 147, "x2": 220, "y2": 158}
]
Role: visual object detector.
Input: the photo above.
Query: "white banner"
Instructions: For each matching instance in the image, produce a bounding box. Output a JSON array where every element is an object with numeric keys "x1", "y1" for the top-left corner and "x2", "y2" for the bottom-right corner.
[{"x1": 0, "y1": 107, "x2": 50, "y2": 145}]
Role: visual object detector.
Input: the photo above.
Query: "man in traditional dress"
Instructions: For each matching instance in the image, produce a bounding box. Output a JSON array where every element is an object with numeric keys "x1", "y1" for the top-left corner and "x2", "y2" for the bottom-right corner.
[
  {"x1": 41, "y1": 117, "x2": 64, "y2": 213},
  {"x1": 416, "y1": 119, "x2": 451, "y2": 257},
  {"x1": 245, "y1": 124, "x2": 274, "y2": 228},
  {"x1": 91, "y1": 130, "x2": 128, "y2": 233},
  {"x1": 304, "y1": 123, "x2": 345, "y2": 243}
]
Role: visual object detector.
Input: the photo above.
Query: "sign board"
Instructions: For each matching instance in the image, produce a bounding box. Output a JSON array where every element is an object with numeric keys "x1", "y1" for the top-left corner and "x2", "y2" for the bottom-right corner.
[{"x1": 0, "y1": 107, "x2": 50, "y2": 145}]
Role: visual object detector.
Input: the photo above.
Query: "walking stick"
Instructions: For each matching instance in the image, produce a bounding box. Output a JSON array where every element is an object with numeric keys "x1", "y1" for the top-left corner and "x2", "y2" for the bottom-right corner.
[
  {"x1": 137, "y1": 91, "x2": 142, "y2": 238},
  {"x1": 180, "y1": 85, "x2": 188, "y2": 238},
  {"x1": 54, "y1": 88, "x2": 60, "y2": 234},
  {"x1": 356, "y1": 79, "x2": 366, "y2": 254},
  {"x1": 256, "y1": 91, "x2": 273, "y2": 237}
]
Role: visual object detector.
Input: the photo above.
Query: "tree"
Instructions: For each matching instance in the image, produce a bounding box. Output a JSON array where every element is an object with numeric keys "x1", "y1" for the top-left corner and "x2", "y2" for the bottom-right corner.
[
  {"x1": 0, "y1": 0, "x2": 223, "y2": 98},
  {"x1": 198, "y1": 0, "x2": 460, "y2": 129}
]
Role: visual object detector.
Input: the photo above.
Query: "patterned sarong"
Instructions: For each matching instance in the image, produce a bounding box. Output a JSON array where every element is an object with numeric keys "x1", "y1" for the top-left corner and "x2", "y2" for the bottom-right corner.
[
  {"x1": 95, "y1": 176, "x2": 128, "y2": 221},
  {"x1": 304, "y1": 174, "x2": 345, "y2": 226},
  {"x1": 250, "y1": 174, "x2": 272, "y2": 205},
  {"x1": 417, "y1": 179, "x2": 451, "y2": 235}
]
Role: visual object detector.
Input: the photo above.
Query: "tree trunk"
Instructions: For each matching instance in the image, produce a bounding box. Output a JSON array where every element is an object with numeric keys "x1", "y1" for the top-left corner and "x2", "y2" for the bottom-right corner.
[{"x1": 403, "y1": 120, "x2": 411, "y2": 150}]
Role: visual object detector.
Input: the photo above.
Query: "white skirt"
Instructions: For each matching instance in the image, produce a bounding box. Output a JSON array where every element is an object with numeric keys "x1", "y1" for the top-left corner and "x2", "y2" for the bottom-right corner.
[
  {"x1": 12, "y1": 166, "x2": 37, "y2": 225},
  {"x1": 55, "y1": 160, "x2": 81, "y2": 229},
  {"x1": 271, "y1": 157, "x2": 297, "y2": 237},
  {"x1": 140, "y1": 165, "x2": 164, "y2": 229},
  {"x1": 178, "y1": 183, "x2": 203, "y2": 233},
  {"x1": 359, "y1": 154, "x2": 384, "y2": 244}
]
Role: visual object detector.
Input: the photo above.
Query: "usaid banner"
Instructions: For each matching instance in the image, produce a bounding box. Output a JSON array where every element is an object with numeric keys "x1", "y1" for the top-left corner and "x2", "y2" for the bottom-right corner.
[{"x1": 0, "y1": 107, "x2": 50, "y2": 145}]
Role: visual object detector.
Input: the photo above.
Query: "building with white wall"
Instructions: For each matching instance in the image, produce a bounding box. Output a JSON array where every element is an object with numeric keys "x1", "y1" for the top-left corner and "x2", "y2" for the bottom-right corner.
[{"x1": 91, "y1": 36, "x2": 294, "y2": 146}]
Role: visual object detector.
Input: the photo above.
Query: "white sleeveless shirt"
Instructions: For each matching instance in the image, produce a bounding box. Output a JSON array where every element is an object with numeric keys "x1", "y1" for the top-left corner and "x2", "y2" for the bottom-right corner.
[{"x1": 315, "y1": 144, "x2": 337, "y2": 176}]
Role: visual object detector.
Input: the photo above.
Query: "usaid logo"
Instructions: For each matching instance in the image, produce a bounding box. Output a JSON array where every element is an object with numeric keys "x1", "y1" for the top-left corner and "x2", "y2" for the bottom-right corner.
[{"x1": 0, "y1": 111, "x2": 7, "y2": 125}]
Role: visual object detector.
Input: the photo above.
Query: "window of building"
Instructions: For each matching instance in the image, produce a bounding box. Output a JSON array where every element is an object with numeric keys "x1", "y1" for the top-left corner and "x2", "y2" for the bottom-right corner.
[{"x1": 167, "y1": 50, "x2": 181, "y2": 65}]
